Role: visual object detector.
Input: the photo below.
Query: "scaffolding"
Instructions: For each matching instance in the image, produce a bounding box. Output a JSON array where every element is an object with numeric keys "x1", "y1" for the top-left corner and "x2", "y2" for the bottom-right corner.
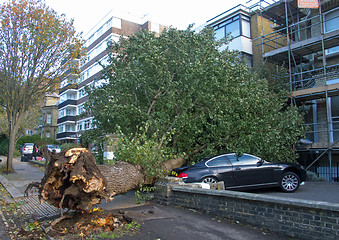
[{"x1": 249, "y1": 0, "x2": 339, "y2": 181}]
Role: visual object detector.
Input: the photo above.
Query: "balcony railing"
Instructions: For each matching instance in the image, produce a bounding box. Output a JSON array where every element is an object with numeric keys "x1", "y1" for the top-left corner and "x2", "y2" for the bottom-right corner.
[
  {"x1": 57, "y1": 115, "x2": 76, "y2": 124},
  {"x1": 56, "y1": 132, "x2": 78, "y2": 139},
  {"x1": 58, "y1": 99, "x2": 77, "y2": 109}
]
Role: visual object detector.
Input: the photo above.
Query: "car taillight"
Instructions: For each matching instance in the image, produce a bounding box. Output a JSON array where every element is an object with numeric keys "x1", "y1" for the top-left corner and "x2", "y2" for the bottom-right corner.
[
  {"x1": 177, "y1": 173, "x2": 188, "y2": 178},
  {"x1": 23, "y1": 147, "x2": 26, "y2": 151}
]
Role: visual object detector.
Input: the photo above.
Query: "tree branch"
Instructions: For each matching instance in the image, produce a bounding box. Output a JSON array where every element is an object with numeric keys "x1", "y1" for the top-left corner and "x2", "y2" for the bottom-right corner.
[{"x1": 147, "y1": 90, "x2": 162, "y2": 115}]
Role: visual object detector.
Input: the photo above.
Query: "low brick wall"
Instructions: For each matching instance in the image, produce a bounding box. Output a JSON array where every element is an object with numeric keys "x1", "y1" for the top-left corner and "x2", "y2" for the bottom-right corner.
[{"x1": 154, "y1": 178, "x2": 339, "y2": 240}]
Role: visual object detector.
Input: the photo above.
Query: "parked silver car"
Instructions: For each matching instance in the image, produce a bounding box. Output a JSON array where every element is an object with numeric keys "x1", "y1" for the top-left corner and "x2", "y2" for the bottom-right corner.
[
  {"x1": 46, "y1": 144, "x2": 61, "y2": 153},
  {"x1": 20, "y1": 143, "x2": 36, "y2": 162}
]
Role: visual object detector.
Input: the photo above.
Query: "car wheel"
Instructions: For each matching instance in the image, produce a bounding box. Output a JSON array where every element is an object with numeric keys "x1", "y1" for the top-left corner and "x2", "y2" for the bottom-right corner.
[
  {"x1": 201, "y1": 177, "x2": 218, "y2": 184},
  {"x1": 280, "y1": 171, "x2": 300, "y2": 193}
]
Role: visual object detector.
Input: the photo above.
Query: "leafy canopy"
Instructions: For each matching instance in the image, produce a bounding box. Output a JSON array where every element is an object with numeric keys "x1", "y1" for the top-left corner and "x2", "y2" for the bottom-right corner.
[
  {"x1": 86, "y1": 27, "x2": 305, "y2": 163},
  {"x1": 0, "y1": 0, "x2": 84, "y2": 168}
]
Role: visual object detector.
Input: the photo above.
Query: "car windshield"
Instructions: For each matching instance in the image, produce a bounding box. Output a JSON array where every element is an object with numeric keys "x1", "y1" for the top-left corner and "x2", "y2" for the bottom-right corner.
[{"x1": 48, "y1": 145, "x2": 59, "y2": 148}]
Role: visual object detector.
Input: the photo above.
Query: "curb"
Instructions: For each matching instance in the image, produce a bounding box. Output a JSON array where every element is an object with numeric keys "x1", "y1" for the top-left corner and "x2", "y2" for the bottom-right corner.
[{"x1": 0, "y1": 174, "x2": 24, "y2": 198}]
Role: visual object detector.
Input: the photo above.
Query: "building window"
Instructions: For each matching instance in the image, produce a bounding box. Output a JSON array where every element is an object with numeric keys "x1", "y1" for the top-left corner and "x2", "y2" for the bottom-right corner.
[
  {"x1": 325, "y1": 8, "x2": 339, "y2": 33},
  {"x1": 215, "y1": 27, "x2": 225, "y2": 40},
  {"x1": 241, "y1": 15, "x2": 251, "y2": 38},
  {"x1": 325, "y1": 8, "x2": 339, "y2": 54},
  {"x1": 46, "y1": 132, "x2": 51, "y2": 138},
  {"x1": 84, "y1": 120, "x2": 91, "y2": 130},
  {"x1": 46, "y1": 113, "x2": 52, "y2": 124},
  {"x1": 77, "y1": 122, "x2": 83, "y2": 131},
  {"x1": 331, "y1": 95, "x2": 339, "y2": 141},
  {"x1": 214, "y1": 14, "x2": 242, "y2": 40},
  {"x1": 65, "y1": 124, "x2": 76, "y2": 132},
  {"x1": 78, "y1": 105, "x2": 84, "y2": 115},
  {"x1": 59, "y1": 109, "x2": 65, "y2": 118},
  {"x1": 58, "y1": 125, "x2": 63, "y2": 133}
]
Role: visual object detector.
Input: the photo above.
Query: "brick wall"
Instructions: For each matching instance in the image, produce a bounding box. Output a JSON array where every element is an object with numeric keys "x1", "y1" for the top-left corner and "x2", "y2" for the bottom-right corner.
[{"x1": 154, "y1": 178, "x2": 339, "y2": 240}]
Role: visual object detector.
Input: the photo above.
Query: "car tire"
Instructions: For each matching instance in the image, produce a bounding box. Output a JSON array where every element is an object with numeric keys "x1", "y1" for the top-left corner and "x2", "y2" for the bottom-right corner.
[
  {"x1": 21, "y1": 156, "x2": 26, "y2": 162},
  {"x1": 280, "y1": 171, "x2": 300, "y2": 193},
  {"x1": 201, "y1": 177, "x2": 218, "y2": 184}
]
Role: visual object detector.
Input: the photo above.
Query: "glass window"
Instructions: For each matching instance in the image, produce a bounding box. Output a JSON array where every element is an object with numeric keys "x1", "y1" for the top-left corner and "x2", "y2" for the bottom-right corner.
[
  {"x1": 331, "y1": 96, "x2": 339, "y2": 141},
  {"x1": 58, "y1": 125, "x2": 63, "y2": 133},
  {"x1": 215, "y1": 27, "x2": 225, "y2": 40},
  {"x1": 226, "y1": 20, "x2": 240, "y2": 38},
  {"x1": 77, "y1": 122, "x2": 83, "y2": 131},
  {"x1": 227, "y1": 154, "x2": 260, "y2": 166},
  {"x1": 46, "y1": 113, "x2": 51, "y2": 124},
  {"x1": 206, "y1": 155, "x2": 230, "y2": 167},
  {"x1": 241, "y1": 19, "x2": 251, "y2": 38},
  {"x1": 59, "y1": 109, "x2": 65, "y2": 118},
  {"x1": 325, "y1": 9, "x2": 339, "y2": 33}
]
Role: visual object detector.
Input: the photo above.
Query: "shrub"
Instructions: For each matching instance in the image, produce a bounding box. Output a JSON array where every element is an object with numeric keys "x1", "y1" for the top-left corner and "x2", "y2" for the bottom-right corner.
[
  {"x1": 16, "y1": 135, "x2": 41, "y2": 148},
  {"x1": 112, "y1": 125, "x2": 178, "y2": 182},
  {"x1": 60, "y1": 143, "x2": 82, "y2": 152}
]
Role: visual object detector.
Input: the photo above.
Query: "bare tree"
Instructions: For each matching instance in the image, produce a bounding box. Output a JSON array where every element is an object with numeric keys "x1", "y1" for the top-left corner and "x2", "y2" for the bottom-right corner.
[{"x1": 0, "y1": 0, "x2": 84, "y2": 169}]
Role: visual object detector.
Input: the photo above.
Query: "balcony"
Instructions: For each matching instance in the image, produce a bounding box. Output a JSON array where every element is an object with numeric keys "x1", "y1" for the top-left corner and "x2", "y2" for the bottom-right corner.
[
  {"x1": 58, "y1": 99, "x2": 77, "y2": 109},
  {"x1": 59, "y1": 83, "x2": 79, "y2": 95},
  {"x1": 57, "y1": 115, "x2": 76, "y2": 124},
  {"x1": 56, "y1": 132, "x2": 78, "y2": 140}
]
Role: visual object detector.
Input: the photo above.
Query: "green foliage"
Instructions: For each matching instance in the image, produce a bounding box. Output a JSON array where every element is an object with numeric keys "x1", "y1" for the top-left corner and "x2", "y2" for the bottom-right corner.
[
  {"x1": 59, "y1": 143, "x2": 82, "y2": 152},
  {"x1": 0, "y1": 137, "x2": 8, "y2": 155},
  {"x1": 35, "y1": 138, "x2": 59, "y2": 148},
  {"x1": 86, "y1": 27, "x2": 305, "y2": 164},
  {"x1": 135, "y1": 185, "x2": 155, "y2": 204},
  {"x1": 97, "y1": 221, "x2": 140, "y2": 239},
  {"x1": 113, "y1": 124, "x2": 177, "y2": 181},
  {"x1": 16, "y1": 135, "x2": 41, "y2": 147},
  {"x1": 80, "y1": 129, "x2": 105, "y2": 164}
]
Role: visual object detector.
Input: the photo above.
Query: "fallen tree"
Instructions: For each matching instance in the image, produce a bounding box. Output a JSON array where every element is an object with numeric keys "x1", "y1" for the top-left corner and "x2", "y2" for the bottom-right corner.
[{"x1": 25, "y1": 147, "x2": 184, "y2": 216}]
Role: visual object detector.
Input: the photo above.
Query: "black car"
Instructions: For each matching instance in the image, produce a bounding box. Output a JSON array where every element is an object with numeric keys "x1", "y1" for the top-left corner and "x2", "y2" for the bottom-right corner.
[{"x1": 171, "y1": 153, "x2": 307, "y2": 192}]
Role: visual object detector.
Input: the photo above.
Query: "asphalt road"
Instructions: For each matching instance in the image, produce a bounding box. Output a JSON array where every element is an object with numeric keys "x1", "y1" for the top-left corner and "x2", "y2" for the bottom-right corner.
[
  {"x1": 117, "y1": 204, "x2": 298, "y2": 240},
  {"x1": 247, "y1": 181, "x2": 339, "y2": 204}
]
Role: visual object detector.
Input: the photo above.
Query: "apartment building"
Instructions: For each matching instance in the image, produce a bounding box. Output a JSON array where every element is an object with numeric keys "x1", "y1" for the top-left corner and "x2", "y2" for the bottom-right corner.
[
  {"x1": 203, "y1": 4, "x2": 253, "y2": 67},
  {"x1": 57, "y1": 12, "x2": 165, "y2": 144},
  {"x1": 248, "y1": 0, "x2": 339, "y2": 181},
  {"x1": 36, "y1": 93, "x2": 59, "y2": 139},
  {"x1": 202, "y1": 0, "x2": 339, "y2": 180}
]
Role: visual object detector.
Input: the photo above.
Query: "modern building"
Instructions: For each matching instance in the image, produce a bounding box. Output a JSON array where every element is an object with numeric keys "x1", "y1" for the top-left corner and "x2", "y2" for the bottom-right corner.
[
  {"x1": 57, "y1": 11, "x2": 166, "y2": 144},
  {"x1": 204, "y1": 4, "x2": 253, "y2": 67},
  {"x1": 36, "y1": 92, "x2": 59, "y2": 139},
  {"x1": 249, "y1": 0, "x2": 339, "y2": 181},
  {"x1": 202, "y1": 0, "x2": 339, "y2": 181}
]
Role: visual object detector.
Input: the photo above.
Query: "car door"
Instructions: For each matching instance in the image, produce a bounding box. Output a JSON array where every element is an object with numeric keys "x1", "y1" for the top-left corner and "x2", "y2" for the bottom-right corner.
[
  {"x1": 205, "y1": 155, "x2": 237, "y2": 187},
  {"x1": 226, "y1": 153, "x2": 275, "y2": 187}
]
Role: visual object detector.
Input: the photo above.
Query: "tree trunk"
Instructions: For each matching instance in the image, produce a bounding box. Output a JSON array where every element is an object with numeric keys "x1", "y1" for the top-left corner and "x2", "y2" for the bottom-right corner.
[
  {"x1": 98, "y1": 157, "x2": 185, "y2": 195},
  {"x1": 6, "y1": 116, "x2": 20, "y2": 171}
]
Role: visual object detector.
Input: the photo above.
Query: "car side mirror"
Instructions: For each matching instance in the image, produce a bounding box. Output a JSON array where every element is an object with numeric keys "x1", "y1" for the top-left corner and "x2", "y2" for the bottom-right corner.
[{"x1": 257, "y1": 159, "x2": 263, "y2": 166}]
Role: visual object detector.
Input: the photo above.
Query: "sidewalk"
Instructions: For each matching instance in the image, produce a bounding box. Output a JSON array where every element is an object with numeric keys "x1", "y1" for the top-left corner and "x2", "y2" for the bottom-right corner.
[
  {"x1": 0, "y1": 156, "x2": 296, "y2": 240},
  {"x1": 0, "y1": 156, "x2": 142, "y2": 217}
]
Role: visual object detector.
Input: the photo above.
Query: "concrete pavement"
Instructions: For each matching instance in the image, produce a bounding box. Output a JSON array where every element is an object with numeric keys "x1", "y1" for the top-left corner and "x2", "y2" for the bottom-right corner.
[{"x1": 0, "y1": 156, "x2": 297, "y2": 240}]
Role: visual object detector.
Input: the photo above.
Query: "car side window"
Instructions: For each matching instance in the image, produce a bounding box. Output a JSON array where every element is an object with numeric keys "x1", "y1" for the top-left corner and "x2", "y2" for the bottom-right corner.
[
  {"x1": 227, "y1": 154, "x2": 259, "y2": 166},
  {"x1": 206, "y1": 155, "x2": 230, "y2": 167}
]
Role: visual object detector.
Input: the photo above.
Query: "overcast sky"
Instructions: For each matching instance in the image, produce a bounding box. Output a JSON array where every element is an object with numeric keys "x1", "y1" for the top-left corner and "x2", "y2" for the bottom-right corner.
[
  {"x1": 41, "y1": 0, "x2": 249, "y2": 36},
  {"x1": 0, "y1": 0, "x2": 251, "y2": 37}
]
